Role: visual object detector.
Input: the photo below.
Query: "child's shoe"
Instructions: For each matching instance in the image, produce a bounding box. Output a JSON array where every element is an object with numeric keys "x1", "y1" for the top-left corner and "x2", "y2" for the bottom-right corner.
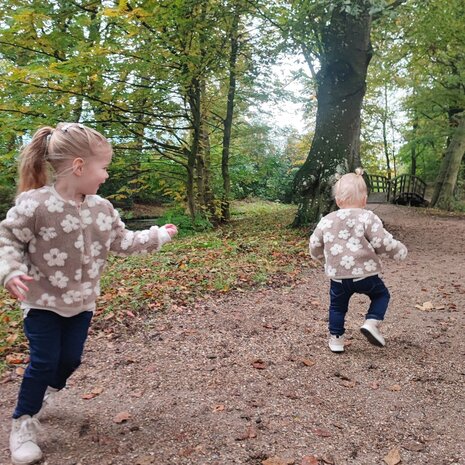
[
  {"x1": 35, "y1": 386, "x2": 59, "y2": 419},
  {"x1": 360, "y1": 319, "x2": 385, "y2": 347},
  {"x1": 9, "y1": 415, "x2": 43, "y2": 465},
  {"x1": 328, "y1": 334, "x2": 345, "y2": 353}
]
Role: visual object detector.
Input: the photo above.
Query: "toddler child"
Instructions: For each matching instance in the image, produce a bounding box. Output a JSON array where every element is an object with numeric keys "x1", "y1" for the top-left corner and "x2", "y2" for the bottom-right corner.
[
  {"x1": 0, "y1": 123, "x2": 177, "y2": 464},
  {"x1": 309, "y1": 168, "x2": 407, "y2": 353}
]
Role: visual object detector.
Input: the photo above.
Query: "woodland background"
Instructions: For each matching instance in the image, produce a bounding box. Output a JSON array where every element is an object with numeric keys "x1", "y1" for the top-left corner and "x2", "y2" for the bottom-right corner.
[{"x1": 1, "y1": 0, "x2": 465, "y2": 366}]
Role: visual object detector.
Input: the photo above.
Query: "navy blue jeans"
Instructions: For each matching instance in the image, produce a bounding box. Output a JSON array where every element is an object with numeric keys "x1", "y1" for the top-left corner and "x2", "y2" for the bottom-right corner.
[
  {"x1": 13, "y1": 309, "x2": 92, "y2": 418},
  {"x1": 328, "y1": 275, "x2": 390, "y2": 336}
]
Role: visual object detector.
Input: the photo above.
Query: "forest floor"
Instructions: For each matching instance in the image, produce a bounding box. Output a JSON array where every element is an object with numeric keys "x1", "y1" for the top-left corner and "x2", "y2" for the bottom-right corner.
[{"x1": 0, "y1": 203, "x2": 464, "y2": 465}]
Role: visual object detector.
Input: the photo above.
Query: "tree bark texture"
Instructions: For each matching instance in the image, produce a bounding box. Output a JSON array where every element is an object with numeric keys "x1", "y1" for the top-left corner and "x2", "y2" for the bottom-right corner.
[
  {"x1": 431, "y1": 112, "x2": 465, "y2": 210},
  {"x1": 293, "y1": 2, "x2": 373, "y2": 226}
]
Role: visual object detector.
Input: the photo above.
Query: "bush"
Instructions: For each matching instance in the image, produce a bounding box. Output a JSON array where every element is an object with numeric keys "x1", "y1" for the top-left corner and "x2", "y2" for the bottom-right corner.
[
  {"x1": 156, "y1": 207, "x2": 213, "y2": 236},
  {"x1": 0, "y1": 185, "x2": 15, "y2": 220}
]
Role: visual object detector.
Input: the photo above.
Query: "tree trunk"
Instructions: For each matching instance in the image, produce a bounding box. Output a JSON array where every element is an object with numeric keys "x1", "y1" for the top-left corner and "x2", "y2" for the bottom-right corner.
[
  {"x1": 292, "y1": 3, "x2": 372, "y2": 226},
  {"x1": 221, "y1": 8, "x2": 240, "y2": 222},
  {"x1": 431, "y1": 112, "x2": 465, "y2": 210}
]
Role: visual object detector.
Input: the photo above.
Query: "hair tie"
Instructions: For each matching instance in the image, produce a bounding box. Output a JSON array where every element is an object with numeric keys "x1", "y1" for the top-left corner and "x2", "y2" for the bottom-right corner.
[
  {"x1": 355, "y1": 168, "x2": 364, "y2": 176},
  {"x1": 44, "y1": 129, "x2": 54, "y2": 158}
]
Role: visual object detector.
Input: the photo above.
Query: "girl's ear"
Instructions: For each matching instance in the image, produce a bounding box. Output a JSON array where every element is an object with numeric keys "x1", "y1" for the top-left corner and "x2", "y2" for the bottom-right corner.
[{"x1": 72, "y1": 158, "x2": 85, "y2": 175}]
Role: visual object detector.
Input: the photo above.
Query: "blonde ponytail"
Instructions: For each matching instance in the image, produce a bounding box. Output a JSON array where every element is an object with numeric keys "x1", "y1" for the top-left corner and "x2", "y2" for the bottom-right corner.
[{"x1": 18, "y1": 127, "x2": 54, "y2": 193}]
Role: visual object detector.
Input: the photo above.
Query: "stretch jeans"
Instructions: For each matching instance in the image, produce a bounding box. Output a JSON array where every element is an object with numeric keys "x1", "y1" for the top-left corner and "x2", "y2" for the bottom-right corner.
[
  {"x1": 13, "y1": 309, "x2": 92, "y2": 419},
  {"x1": 328, "y1": 275, "x2": 390, "y2": 336}
]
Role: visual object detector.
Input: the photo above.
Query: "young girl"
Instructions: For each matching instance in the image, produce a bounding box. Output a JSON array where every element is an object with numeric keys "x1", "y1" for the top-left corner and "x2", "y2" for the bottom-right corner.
[
  {"x1": 0, "y1": 123, "x2": 177, "y2": 465},
  {"x1": 309, "y1": 168, "x2": 407, "y2": 353}
]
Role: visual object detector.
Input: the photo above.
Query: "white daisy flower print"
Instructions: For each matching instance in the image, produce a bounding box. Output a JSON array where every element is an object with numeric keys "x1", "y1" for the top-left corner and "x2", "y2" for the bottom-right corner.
[
  {"x1": 96, "y1": 212, "x2": 112, "y2": 231},
  {"x1": 62, "y1": 290, "x2": 82, "y2": 304},
  {"x1": 347, "y1": 237, "x2": 362, "y2": 252},
  {"x1": 43, "y1": 248, "x2": 68, "y2": 266},
  {"x1": 82, "y1": 255, "x2": 90, "y2": 265},
  {"x1": 1, "y1": 246, "x2": 20, "y2": 261},
  {"x1": 87, "y1": 259, "x2": 105, "y2": 278},
  {"x1": 90, "y1": 241, "x2": 103, "y2": 257},
  {"x1": 0, "y1": 260, "x2": 11, "y2": 277},
  {"x1": 352, "y1": 267, "x2": 363, "y2": 276},
  {"x1": 383, "y1": 235, "x2": 398, "y2": 251},
  {"x1": 318, "y1": 218, "x2": 333, "y2": 230},
  {"x1": 49, "y1": 271, "x2": 69, "y2": 288},
  {"x1": 13, "y1": 228, "x2": 34, "y2": 242},
  {"x1": 121, "y1": 231, "x2": 135, "y2": 250},
  {"x1": 394, "y1": 248, "x2": 407, "y2": 260},
  {"x1": 346, "y1": 218, "x2": 355, "y2": 228},
  {"x1": 17, "y1": 199, "x2": 39, "y2": 217},
  {"x1": 338, "y1": 229, "x2": 350, "y2": 240},
  {"x1": 330, "y1": 244, "x2": 343, "y2": 256},
  {"x1": 336, "y1": 210, "x2": 351, "y2": 219},
  {"x1": 323, "y1": 231, "x2": 335, "y2": 243},
  {"x1": 340, "y1": 255, "x2": 355, "y2": 269},
  {"x1": 61, "y1": 214, "x2": 80, "y2": 233},
  {"x1": 80, "y1": 209, "x2": 92, "y2": 228},
  {"x1": 371, "y1": 222, "x2": 380, "y2": 233},
  {"x1": 30, "y1": 264, "x2": 43, "y2": 281},
  {"x1": 74, "y1": 234, "x2": 84, "y2": 250},
  {"x1": 326, "y1": 265, "x2": 337, "y2": 277},
  {"x1": 45, "y1": 196, "x2": 64, "y2": 213},
  {"x1": 310, "y1": 235, "x2": 322, "y2": 247},
  {"x1": 94, "y1": 283, "x2": 101, "y2": 296},
  {"x1": 358, "y1": 212, "x2": 371, "y2": 224},
  {"x1": 138, "y1": 230, "x2": 150, "y2": 244},
  {"x1": 37, "y1": 293, "x2": 56, "y2": 307},
  {"x1": 75, "y1": 269, "x2": 82, "y2": 281},
  {"x1": 39, "y1": 227, "x2": 57, "y2": 241},
  {"x1": 82, "y1": 282, "x2": 93, "y2": 297},
  {"x1": 86, "y1": 196, "x2": 99, "y2": 207},
  {"x1": 370, "y1": 237, "x2": 382, "y2": 248},
  {"x1": 354, "y1": 224, "x2": 365, "y2": 237},
  {"x1": 364, "y1": 259, "x2": 378, "y2": 272}
]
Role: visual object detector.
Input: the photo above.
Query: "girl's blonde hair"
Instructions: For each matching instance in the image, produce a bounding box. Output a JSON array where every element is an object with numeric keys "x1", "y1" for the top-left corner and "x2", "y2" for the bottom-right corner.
[
  {"x1": 18, "y1": 122, "x2": 111, "y2": 193},
  {"x1": 333, "y1": 168, "x2": 367, "y2": 206}
]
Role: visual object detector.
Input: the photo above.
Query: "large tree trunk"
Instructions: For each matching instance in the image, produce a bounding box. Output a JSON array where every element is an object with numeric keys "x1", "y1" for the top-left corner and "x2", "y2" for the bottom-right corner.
[
  {"x1": 431, "y1": 112, "x2": 465, "y2": 210},
  {"x1": 292, "y1": 4, "x2": 373, "y2": 226}
]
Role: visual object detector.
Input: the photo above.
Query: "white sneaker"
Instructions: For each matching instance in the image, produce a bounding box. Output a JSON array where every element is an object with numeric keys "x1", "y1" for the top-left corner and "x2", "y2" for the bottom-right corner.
[
  {"x1": 35, "y1": 386, "x2": 59, "y2": 419},
  {"x1": 360, "y1": 319, "x2": 385, "y2": 347},
  {"x1": 10, "y1": 415, "x2": 43, "y2": 465},
  {"x1": 328, "y1": 334, "x2": 345, "y2": 353}
]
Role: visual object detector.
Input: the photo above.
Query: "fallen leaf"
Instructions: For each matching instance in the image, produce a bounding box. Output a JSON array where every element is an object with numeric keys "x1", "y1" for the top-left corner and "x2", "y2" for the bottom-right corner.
[
  {"x1": 135, "y1": 456, "x2": 155, "y2": 465},
  {"x1": 341, "y1": 380, "x2": 356, "y2": 388},
  {"x1": 236, "y1": 426, "x2": 257, "y2": 441},
  {"x1": 402, "y1": 441, "x2": 425, "y2": 452},
  {"x1": 414, "y1": 301, "x2": 445, "y2": 311},
  {"x1": 262, "y1": 457, "x2": 295, "y2": 465},
  {"x1": 384, "y1": 447, "x2": 401, "y2": 465},
  {"x1": 113, "y1": 411, "x2": 131, "y2": 423},
  {"x1": 314, "y1": 428, "x2": 332, "y2": 437},
  {"x1": 388, "y1": 384, "x2": 401, "y2": 392},
  {"x1": 252, "y1": 359, "x2": 267, "y2": 370},
  {"x1": 15, "y1": 367, "x2": 25, "y2": 376},
  {"x1": 212, "y1": 404, "x2": 225, "y2": 412},
  {"x1": 82, "y1": 386, "x2": 104, "y2": 399},
  {"x1": 5, "y1": 353, "x2": 27, "y2": 365},
  {"x1": 301, "y1": 456, "x2": 319, "y2": 465},
  {"x1": 370, "y1": 381, "x2": 380, "y2": 390},
  {"x1": 302, "y1": 359, "x2": 316, "y2": 367}
]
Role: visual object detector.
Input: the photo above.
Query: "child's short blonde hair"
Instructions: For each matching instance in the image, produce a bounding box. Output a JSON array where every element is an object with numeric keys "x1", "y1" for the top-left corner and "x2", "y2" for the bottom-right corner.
[{"x1": 333, "y1": 168, "x2": 367, "y2": 206}]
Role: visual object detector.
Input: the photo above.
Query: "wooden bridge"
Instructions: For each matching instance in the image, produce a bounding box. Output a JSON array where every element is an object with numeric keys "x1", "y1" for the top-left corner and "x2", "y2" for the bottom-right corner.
[{"x1": 366, "y1": 174, "x2": 428, "y2": 206}]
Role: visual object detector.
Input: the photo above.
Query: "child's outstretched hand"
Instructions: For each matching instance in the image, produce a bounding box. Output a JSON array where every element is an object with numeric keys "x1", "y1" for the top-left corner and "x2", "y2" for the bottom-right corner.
[
  {"x1": 164, "y1": 224, "x2": 178, "y2": 238},
  {"x1": 5, "y1": 274, "x2": 33, "y2": 301}
]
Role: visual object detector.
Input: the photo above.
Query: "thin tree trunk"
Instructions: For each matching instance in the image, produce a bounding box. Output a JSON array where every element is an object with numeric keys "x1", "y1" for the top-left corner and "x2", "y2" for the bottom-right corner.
[{"x1": 221, "y1": 8, "x2": 239, "y2": 222}]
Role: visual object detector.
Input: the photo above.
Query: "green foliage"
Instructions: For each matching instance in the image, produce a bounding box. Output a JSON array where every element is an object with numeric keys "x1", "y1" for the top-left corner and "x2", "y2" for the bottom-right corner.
[{"x1": 156, "y1": 206, "x2": 213, "y2": 236}]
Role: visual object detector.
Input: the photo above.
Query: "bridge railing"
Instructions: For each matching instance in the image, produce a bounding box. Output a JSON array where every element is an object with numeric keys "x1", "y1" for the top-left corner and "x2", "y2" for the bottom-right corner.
[
  {"x1": 390, "y1": 174, "x2": 427, "y2": 204},
  {"x1": 366, "y1": 173, "x2": 427, "y2": 206}
]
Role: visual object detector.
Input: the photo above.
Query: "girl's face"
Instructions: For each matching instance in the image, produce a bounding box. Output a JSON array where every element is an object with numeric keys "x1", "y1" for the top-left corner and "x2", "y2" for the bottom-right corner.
[{"x1": 79, "y1": 146, "x2": 112, "y2": 196}]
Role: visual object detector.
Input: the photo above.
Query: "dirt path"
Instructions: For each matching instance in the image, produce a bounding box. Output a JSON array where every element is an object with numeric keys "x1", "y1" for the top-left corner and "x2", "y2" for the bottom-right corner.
[{"x1": 1, "y1": 204, "x2": 464, "y2": 465}]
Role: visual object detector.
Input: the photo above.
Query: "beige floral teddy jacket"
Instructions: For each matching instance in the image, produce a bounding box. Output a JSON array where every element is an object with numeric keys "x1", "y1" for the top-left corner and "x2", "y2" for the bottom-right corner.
[
  {"x1": 0, "y1": 186, "x2": 171, "y2": 317},
  {"x1": 309, "y1": 208, "x2": 407, "y2": 280}
]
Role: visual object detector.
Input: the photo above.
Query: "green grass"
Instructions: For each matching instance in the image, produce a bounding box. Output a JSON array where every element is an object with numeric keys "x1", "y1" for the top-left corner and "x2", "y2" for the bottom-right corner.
[{"x1": 0, "y1": 201, "x2": 311, "y2": 373}]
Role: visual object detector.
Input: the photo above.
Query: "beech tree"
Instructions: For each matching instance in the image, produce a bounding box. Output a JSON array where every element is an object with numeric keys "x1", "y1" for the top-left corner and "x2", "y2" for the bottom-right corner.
[{"x1": 286, "y1": 0, "x2": 405, "y2": 225}]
